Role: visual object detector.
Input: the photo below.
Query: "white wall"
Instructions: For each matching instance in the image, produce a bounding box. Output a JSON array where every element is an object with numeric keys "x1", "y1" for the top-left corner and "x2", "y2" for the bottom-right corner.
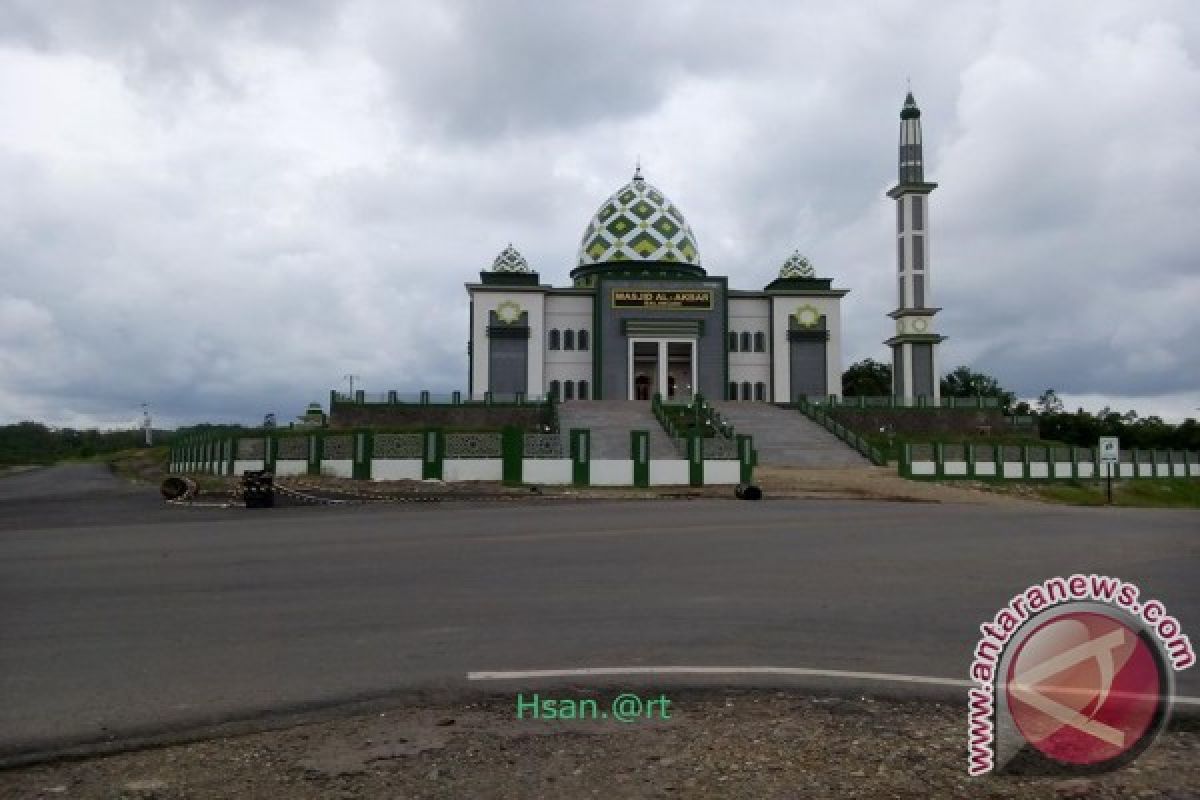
[
  {"x1": 591, "y1": 459, "x2": 634, "y2": 486},
  {"x1": 649, "y1": 460, "x2": 690, "y2": 485},
  {"x1": 233, "y1": 459, "x2": 265, "y2": 473},
  {"x1": 372, "y1": 460, "x2": 423, "y2": 481},
  {"x1": 703, "y1": 460, "x2": 741, "y2": 484},
  {"x1": 275, "y1": 460, "x2": 308, "y2": 477},
  {"x1": 469, "y1": 288, "x2": 546, "y2": 399},
  {"x1": 444, "y1": 459, "x2": 504, "y2": 481},
  {"x1": 322, "y1": 459, "x2": 353, "y2": 479},
  {"x1": 543, "y1": 294, "x2": 594, "y2": 393},
  {"x1": 523, "y1": 459, "x2": 572, "y2": 484},
  {"x1": 770, "y1": 294, "x2": 844, "y2": 402},
  {"x1": 728, "y1": 297, "x2": 771, "y2": 397}
]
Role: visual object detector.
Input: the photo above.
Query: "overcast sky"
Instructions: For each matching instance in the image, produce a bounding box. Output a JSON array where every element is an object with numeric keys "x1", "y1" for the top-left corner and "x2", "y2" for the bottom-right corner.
[{"x1": 3, "y1": 0, "x2": 1198, "y2": 428}]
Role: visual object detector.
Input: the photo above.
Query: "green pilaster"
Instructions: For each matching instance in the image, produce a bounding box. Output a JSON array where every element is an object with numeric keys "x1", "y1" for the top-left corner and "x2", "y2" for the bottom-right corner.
[
  {"x1": 353, "y1": 431, "x2": 373, "y2": 480},
  {"x1": 631, "y1": 430, "x2": 650, "y2": 488},
  {"x1": 502, "y1": 426, "x2": 523, "y2": 484},
  {"x1": 422, "y1": 429, "x2": 444, "y2": 480},
  {"x1": 570, "y1": 429, "x2": 590, "y2": 486},
  {"x1": 308, "y1": 434, "x2": 322, "y2": 476},
  {"x1": 687, "y1": 433, "x2": 703, "y2": 487},
  {"x1": 737, "y1": 434, "x2": 755, "y2": 483}
]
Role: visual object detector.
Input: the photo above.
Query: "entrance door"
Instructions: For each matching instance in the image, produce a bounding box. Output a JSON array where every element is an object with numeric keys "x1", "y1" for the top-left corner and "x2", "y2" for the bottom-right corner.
[
  {"x1": 628, "y1": 339, "x2": 697, "y2": 401},
  {"x1": 632, "y1": 342, "x2": 658, "y2": 401}
]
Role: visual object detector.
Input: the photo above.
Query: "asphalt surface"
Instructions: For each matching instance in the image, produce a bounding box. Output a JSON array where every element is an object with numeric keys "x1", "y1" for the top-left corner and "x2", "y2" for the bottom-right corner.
[{"x1": 0, "y1": 464, "x2": 1197, "y2": 764}]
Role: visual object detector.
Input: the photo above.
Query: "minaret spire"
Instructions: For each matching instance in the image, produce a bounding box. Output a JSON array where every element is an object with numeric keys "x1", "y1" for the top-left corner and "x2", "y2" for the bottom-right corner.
[
  {"x1": 885, "y1": 88, "x2": 945, "y2": 404},
  {"x1": 898, "y1": 91, "x2": 924, "y2": 184}
]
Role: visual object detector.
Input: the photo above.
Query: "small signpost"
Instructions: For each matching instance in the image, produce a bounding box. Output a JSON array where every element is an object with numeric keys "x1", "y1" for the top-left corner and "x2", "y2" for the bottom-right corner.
[{"x1": 1099, "y1": 436, "x2": 1119, "y2": 504}]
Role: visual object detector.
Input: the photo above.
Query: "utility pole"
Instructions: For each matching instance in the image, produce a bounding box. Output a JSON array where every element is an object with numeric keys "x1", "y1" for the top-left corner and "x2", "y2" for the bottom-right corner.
[{"x1": 141, "y1": 403, "x2": 153, "y2": 446}]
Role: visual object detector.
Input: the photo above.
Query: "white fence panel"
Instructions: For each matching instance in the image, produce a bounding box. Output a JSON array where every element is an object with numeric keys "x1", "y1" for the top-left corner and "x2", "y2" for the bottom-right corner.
[
  {"x1": 591, "y1": 460, "x2": 634, "y2": 486},
  {"x1": 372, "y1": 460, "x2": 423, "y2": 481},
  {"x1": 523, "y1": 459, "x2": 572, "y2": 484},
  {"x1": 649, "y1": 460, "x2": 689, "y2": 485},
  {"x1": 444, "y1": 459, "x2": 503, "y2": 481}
]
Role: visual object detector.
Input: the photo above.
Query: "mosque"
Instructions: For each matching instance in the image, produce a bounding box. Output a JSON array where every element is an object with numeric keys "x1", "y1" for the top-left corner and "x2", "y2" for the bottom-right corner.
[{"x1": 466, "y1": 92, "x2": 943, "y2": 405}]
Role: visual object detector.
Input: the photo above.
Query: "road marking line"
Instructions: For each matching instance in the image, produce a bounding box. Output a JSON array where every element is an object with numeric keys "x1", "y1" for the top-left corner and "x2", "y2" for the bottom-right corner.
[{"x1": 465, "y1": 666, "x2": 1200, "y2": 707}]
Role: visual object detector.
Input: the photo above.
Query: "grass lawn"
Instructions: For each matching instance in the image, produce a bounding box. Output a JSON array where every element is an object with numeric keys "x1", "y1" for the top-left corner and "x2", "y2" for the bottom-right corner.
[{"x1": 1033, "y1": 478, "x2": 1200, "y2": 508}]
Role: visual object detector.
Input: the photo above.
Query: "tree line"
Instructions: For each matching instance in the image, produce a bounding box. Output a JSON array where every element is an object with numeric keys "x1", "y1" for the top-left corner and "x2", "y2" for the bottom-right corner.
[{"x1": 841, "y1": 359, "x2": 1199, "y2": 450}]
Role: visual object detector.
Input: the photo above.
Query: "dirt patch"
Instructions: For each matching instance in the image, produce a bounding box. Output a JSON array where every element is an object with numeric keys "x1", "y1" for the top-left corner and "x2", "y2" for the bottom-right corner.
[
  {"x1": 1, "y1": 692, "x2": 1195, "y2": 799},
  {"x1": 754, "y1": 467, "x2": 1038, "y2": 505}
]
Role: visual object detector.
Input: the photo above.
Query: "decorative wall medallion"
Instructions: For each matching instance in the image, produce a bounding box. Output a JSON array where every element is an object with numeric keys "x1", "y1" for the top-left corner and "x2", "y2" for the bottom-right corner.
[
  {"x1": 793, "y1": 304, "x2": 821, "y2": 328},
  {"x1": 912, "y1": 318, "x2": 929, "y2": 333},
  {"x1": 496, "y1": 301, "x2": 522, "y2": 324}
]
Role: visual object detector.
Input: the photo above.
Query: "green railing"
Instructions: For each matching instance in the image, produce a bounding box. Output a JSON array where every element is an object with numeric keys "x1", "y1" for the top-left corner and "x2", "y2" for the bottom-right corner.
[
  {"x1": 791, "y1": 398, "x2": 888, "y2": 466},
  {"x1": 799, "y1": 395, "x2": 1002, "y2": 410}
]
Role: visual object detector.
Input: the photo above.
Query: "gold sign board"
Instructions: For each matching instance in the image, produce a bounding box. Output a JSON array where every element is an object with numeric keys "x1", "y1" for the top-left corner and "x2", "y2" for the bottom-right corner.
[{"x1": 611, "y1": 289, "x2": 713, "y2": 310}]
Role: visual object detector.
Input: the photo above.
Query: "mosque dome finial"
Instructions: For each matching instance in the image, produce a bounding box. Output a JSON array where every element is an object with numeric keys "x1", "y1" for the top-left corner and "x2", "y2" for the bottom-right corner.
[
  {"x1": 574, "y1": 170, "x2": 701, "y2": 271},
  {"x1": 779, "y1": 250, "x2": 815, "y2": 279},
  {"x1": 491, "y1": 243, "x2": 531, "y2": 273}
]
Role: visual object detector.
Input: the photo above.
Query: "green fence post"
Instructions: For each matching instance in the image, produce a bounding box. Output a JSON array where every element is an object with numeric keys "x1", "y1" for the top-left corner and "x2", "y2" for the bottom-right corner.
[
  {"x1": 994, "y1": 445, "x2": 1004, "y2": 478},
  {"x1": 965, "y1": 443, "x2": 976, "y2": 478},
  {"x1": 502, "y1": 426, "x2": 523, "y2": 485},
  {"x1": 900, "y1": 443, "x2": 912, "y2": 479},
  {"x1": 736, "y1": 434, "x2": 754, "y2": 483},
  {"x1": 422, "y1": 429, "x2": 444, "y2": 480},
  {"x1": 935, "y1": 443, "x2": 945, "y2": 478},
  {"x1": 353, "y1": 431, "x2": 373, "y2": 480},
  {"x1": 225, "y1": 437, "x2": 235, "y2": 475},
  {"x1": 631, "y1": 430, "x2": 650, "y2": 488},
  {"x1": 452, "y1": 390, "x2": 462, "y2": 405},
  {"x1": 264, "y1": 435, "x2": 277, "y2": 473},
  {"x1": 687, "y1": 433, "x2": 704, "y2": 487},
  {"x1": 308, "y1": 434, "x2": 322, "y2": 476},
  {"x1": 569, "y1": 429, "x2": 590, "y2": 486}
]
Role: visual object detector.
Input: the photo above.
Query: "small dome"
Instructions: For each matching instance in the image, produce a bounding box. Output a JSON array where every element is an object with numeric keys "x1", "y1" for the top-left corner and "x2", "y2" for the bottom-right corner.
[
  {"x1": 779, "y1": 250, "x2": 815, "y2": 279},
  {"x1": 492, "y1": 243, "x2": 531, "y2": 273},
  {"x1": 575, "y1": 167, "x2": 701, "y2": 268}
]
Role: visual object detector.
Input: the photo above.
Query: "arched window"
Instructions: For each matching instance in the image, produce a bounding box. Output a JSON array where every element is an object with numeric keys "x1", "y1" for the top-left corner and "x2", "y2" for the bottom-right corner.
[
  {"x1": 577, "y1": 330, "x2": 589, "y2": 351},
  {"x1": 728, "y1": 382, "x2": 738, "y2": 401},
  {"x1": 563, "y1": 329, "x2": 575, "y2": 350},
  {"x1": 728, "y1": 331, "x2": 738, "y2": 352},
  {"x1": 740, "y1": 332, "x2": 753, "y2": 352},
  {"x1": 754, "y1": 382, "x2": 766, "y2": 401},
  {"x1": 548, "y1": 329, "x2": 560, "y2": 350},
  {"x1": 563, "y1": 380, "x2": 575, "y2": 400},
  {"x1": 754, "y1": 332, "x2": 766, "y2": 352},
  {"x1": 549, "y1": 380, "x2": 560, "y2": 399},
  {"x1": 741, "y1": 381, "x2": 752, "y2": 401},
  {"x1": 578, "y1": 380, "x2": 589, "y2": 400}
]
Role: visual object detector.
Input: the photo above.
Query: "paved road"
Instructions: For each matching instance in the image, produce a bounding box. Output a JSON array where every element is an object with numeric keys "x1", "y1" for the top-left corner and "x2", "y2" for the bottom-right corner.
[{"x1": 0, "y1": 465, "x2": 1196, "y2": 762}]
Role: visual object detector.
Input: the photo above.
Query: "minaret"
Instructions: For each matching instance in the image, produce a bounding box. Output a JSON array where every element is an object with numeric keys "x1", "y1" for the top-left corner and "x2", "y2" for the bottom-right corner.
[{"x1": 885, "y1": 91, "x2": 945, "y2": 404}]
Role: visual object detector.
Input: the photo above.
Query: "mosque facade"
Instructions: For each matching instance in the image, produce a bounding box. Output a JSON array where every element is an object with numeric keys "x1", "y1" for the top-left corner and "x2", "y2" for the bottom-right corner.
[{"x1": 465, "y1": 92, "x2": 941, "y2": 404}]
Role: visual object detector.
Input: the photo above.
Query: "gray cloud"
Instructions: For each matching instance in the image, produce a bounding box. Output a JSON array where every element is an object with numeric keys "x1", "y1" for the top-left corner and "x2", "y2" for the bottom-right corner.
[{"x1": 2, "y1": 0, "x2": 1198, "y2": 427}]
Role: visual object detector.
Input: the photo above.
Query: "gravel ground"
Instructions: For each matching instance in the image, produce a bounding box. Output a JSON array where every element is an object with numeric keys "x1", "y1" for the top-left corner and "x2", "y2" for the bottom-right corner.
[{"x1": 2, "y1": 691, "x2": 1196, "y2": 799}]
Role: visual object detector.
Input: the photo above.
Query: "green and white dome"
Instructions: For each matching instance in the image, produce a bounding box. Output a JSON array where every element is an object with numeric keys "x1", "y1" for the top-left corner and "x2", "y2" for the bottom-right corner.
[
  {"x1": 779, "y1": 250, "x2": 815, "y2": 279},
  {"x1": 492, "y1": 243, "x2": 531, "y2": 273},
  {"x1": 575, "y1": 167, "x2": 701, "y2": 269}
]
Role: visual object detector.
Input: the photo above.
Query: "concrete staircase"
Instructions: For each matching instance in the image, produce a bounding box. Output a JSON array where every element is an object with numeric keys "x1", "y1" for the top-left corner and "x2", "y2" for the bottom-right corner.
[
  {"x1": 713, "y1": 402, "x2": 869, "y2": 467},
  {"x1": 557, "y1": 400, "x2": 682, "y2": 459}
]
